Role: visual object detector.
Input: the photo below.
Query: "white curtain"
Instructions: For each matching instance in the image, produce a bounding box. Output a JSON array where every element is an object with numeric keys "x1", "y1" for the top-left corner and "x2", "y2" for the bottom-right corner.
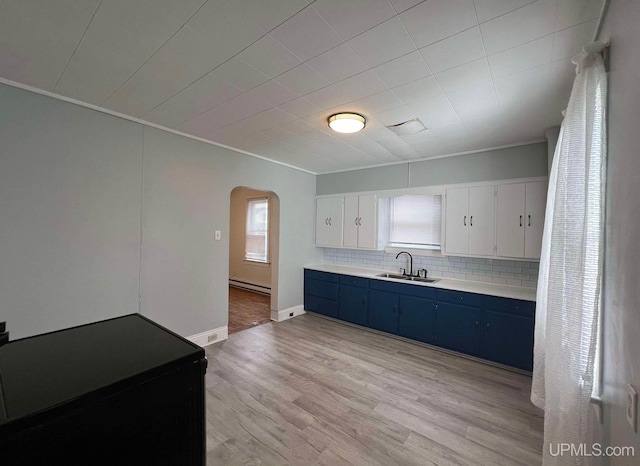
[{"x1": 531, "y1": 42, "x2": 607, "y2": 465}]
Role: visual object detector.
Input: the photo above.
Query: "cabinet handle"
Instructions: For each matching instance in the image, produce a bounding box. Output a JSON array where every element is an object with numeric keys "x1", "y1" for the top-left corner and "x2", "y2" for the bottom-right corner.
[
  {"x1": 519, "y1": 215, "x2": 523, "y2": 227},
  {"x1": 328, "y1": 217, "x2": 332, "y2": 226},
  {"x1": 354, "y1": 217, "x2": 358, "y2": 225},
  {"x1": 463, "y1": 215, "x2": 467, "y2": 226},
  {"x1": 475, "y1": 321, "x2": 478, "y2": 327},
  {"x1": 392, "y1": 305, "x2": 397, "y2": 314},
  {"x1": 358, "y1": 218, "x2": 362, "y2": 226},
  {"x1": 361, "y1": 297, "x2": 366, "y2": 305},
  {"x1": 470, "y1": 215, "x2": 473, "y2": 226},
  {"x1": 486, "y1": 323, "x2": 490, "y2": 331},
  {"x1": 398, "y1": 306, "x2": 402, "y2": 315},
  {"x1": 325, "y1": 218, "x2": 328, "y2": 225},
  {"x1": 528, "y1": 214, "x2": 531, "y2": 227}
]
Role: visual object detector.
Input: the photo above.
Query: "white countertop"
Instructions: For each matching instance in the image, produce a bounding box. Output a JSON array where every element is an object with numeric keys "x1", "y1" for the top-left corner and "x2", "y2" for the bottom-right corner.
[{"x1": 305, "y1": 264, "x2": 537, "y2": 302}]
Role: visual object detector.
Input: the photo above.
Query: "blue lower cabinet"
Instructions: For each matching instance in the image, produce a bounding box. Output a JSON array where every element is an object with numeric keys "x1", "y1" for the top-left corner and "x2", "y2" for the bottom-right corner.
[
  {"x1": 304, "y1": 294, "x2": 338, "y2": 318},
  {"x1": 435, "y1": 302, "x2": 481, "y2": 355},
  {"x1": 338, "y1": 285, "x2": 368, "y2": 326},
  {"x1": 368, "y1": 290, "x2": 399, "y2": 334},
  {"x1": 480, "y1": 310, "x2": 534, "y2": 371},
  {"x1": 398, "y1": 296, "x2": 435, "y2": 343}
]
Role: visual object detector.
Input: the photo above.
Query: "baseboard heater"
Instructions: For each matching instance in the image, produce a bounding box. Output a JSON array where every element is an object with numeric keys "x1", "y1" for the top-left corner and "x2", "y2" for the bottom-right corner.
[{"x1": 229, "y1": 279, "x2": 271, "y2": 296}]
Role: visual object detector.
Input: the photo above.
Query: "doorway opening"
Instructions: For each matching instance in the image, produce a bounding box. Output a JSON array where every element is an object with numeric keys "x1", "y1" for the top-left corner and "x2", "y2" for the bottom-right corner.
[{"x1": 228, "y1": 187, "x2": 280, "y2": 335}]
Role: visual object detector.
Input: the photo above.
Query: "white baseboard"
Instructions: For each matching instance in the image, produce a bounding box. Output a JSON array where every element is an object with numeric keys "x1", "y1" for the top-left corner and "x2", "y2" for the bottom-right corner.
[
  {"x1": 271, "y1": 305, "x2": 305, "y2": 322},
  {"x1": 187, "y1": 325, "x2": 228, "y2": 347}
]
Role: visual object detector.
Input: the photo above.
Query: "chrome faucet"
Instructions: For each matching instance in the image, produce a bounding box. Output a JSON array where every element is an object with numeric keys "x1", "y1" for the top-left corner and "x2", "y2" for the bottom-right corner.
[{"x1": 395, "y1": 251, "x2": 414, "y2": 277}]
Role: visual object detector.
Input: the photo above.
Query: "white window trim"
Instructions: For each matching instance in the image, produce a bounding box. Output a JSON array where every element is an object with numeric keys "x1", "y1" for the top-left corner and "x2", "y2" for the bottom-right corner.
[{"x1": 245, "y1": 196, "x2": 270, "y2": 264}]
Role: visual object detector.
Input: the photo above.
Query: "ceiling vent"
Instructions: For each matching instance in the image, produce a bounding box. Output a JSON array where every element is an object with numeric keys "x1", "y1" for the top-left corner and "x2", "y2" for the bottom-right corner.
[{"x1": 386, "y1": 118, "x2": 426, "y2": 136}]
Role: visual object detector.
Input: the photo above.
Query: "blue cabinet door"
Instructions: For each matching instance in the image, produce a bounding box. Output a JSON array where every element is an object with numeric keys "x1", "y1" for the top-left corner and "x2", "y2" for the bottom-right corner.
[
  {"x1": 398, "y1": 296, "x2": 435, "y2": 343},
  {"x1": 304, "y1": 294, "x2": 338, "y2": 318},
  {"x1": 435, "y1": 302, "x2": 481, "y2": 355},
  {"x1": 338, "y1": 284, "x2": 368, "y2": 326},
  {"x1": 481, "y1": 311, "x2": 534, "y2": 371},
  {"x1": 369, "y1": 290, "x2": 399, "y2": 334}
]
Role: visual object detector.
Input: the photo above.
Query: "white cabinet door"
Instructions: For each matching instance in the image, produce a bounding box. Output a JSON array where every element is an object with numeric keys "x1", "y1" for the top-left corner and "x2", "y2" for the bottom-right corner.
[
  {"x1": 496, "y1": 184, "x2": 526, "y2": 257},
  {"x1": 357, "y1": 194, "x2": 377, "y2": 249},
  {"x1": 468, "y1": 186, "x2": 495, "y2": 256},
  {"x1": 524, "y1": 182, "x2": 547, "y2": 259},
  {"x1": 315, "y1": 197, "x2": 343, "y2": 246},
  {"x1": 445, "y1": 188, "x2": 469, "y2": 255},
  {"x1": 343, "y1": 195, "x2": 359, "y2": 248}
]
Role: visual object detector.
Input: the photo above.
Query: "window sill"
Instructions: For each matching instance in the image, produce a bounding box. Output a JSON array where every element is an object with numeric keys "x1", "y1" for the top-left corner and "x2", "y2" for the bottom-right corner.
[
  {"x1": 384, "y1": 246, "x2": 446, "y2": 258},
  {"x1": 244, "y1": 259, "x2": 271, "y2": 267}
]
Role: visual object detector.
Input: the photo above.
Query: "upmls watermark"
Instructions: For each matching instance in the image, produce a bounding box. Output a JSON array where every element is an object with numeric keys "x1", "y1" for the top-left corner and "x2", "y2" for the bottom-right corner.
[{"x1": 550, "y1": 443, "x2": 635, "y2": 458}]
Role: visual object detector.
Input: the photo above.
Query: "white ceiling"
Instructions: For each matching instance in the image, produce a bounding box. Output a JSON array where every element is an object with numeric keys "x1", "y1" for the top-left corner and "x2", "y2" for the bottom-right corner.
[{"x1": 0, "y1": 0, "x2": 603, "y2": 173}]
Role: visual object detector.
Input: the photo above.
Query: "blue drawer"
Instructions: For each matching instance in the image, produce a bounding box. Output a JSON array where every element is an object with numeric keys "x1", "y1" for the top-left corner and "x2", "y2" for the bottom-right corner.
[
  {"x1": 304, "y1": 294, "x2": 338, "y2": 318},
  {"x1": 304, "y1": 269, "x2": 338, "y2": 283},
  {"x1": 338, "y1": 275, "x2": 369, "y2": 288},
  {"x1": 370, "y1": 279, "x2": 436, "y2": 299},
  {"x1": 484, "y1": 295, "x2": 535, "y2": 318},
  {"x1": 437, "y1": 289, "x2": 482, "y2": 307},
  {"x1": 304, "y1": 278, "x2": 338, "y2": 299}
]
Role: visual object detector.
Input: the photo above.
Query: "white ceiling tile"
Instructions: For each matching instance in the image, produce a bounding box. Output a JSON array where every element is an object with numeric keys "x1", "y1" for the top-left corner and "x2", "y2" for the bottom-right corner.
[
  {"x1": 270, "y1": 7, "x2": 342, "y2": 61},
  {"x1": 304, "y1": 70, "x2": 387, "y2": 110},
  {"x1": 555, "y1": 0, "x2": 604, "y2": 29},
  {"x1": 494, "y1": 64, "x2": 551, "y2": 114},
  {"x1": 389, "y1": 0, "x2": 424, "y2": 14},
  {"x1": 275, "y1": 64, "x2": 330, "y2": 95},
  {"x1": 237, "y1": 35, "x2": 301, "y2": 78},
  {"x1": 436, "y1": 58, "x2": 491, "y2": 92},
  {"x1": 428, "y1": 121, "x2": 468, "y2": 140},
  {"x1": 185, "y1": 0, "x2": 264, "y2": 44},
  {"x1": 313, "y1": 0, "x2": 396, "y2": 41},
  {"x1": 143, "y1": 74, "x2": 242, "y2": 128},
  {"x1": 55, "y1": 0, "x2": 206, "y2": 103},
  {"x1": 552, "y1": 20, "x2": 598, "y2": 61},
  {"x1": 400, "y1": 0, "x2": 478, "y2": 48},
  {"x1": 401, "y1": 130, "x2": 437, "y2": 145},
  {"x1": 306, "y1": 44, "x2": 369, "y2": 83},
  {"x1": 248, "y1": 80, "x2": 299, "y2": 106},
  {"x1": 480, "y1": 0, "x2": 557, "y2": 54},
  {"x1": 407, "y1": 94, "x2": 460, "y2": 128},
  {"x1": 473, "y1": 0, "x2": 537, "y2": 23},
  {"x1": 488, "y1": 35, "x2": 553, "y2": 78},
  {"x1": 278, "y1": 97, "x2": 321, "y2": 118},
  {"x1": 420, "y1": 27, "x2": 486, "y2": 73},
  {"x1": 182, "y1": 92, "x2": 271, "y2": 135},
  {"x1": 222, "y1": 107, "x2": 297, "y2": 135},
  {"x1": 0, "y1": 0, "x2": 101, "y2": 90},
  {"x1": 210, "y1": 59, "x2": 270, "y2": 91},
  {"x1": 446, "y1": 81, "x2": 499, "y2": 120},
  {"x1": 347, "y1": 18, "x2": 416, "y2": 68},
  {"x1": 231, "y1": 0, "x2": 310, "y2": 32},
  {"x1": 349, "y1": 91, "x2": 404, "y2": 114},
  {"x1": 373, "y1": 51, "x2": 432, "y2": 89},
  {"x1": 374, "y1": 106, "x2": 417, "y2": 126},
  {"x1": 391, "y1": 76, "x2": 443, "y2": 105},
  {"x1": 280, "y1": 119, "x2": 316, "y2": 135}
]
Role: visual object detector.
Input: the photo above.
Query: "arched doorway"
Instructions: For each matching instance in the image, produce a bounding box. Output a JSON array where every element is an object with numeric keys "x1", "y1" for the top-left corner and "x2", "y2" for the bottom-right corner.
[{"x1": 228, "y1": 187, "x2": 280, "y2": 334}]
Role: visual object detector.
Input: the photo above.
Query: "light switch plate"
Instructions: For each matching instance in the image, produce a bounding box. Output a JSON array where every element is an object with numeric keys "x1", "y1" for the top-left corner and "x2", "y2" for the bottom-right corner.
[
  {"x1": 214, "y1": 230, "x2": 221, "y2": 241},
  {"x1": 627, "y1": 384, "x2": 637, "y2": 432}
]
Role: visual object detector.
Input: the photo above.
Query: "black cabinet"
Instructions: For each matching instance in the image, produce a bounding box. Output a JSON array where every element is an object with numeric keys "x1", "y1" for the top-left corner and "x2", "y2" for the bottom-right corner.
[
  {"x1": 304, "y1": 269, "x2": 339, "y2": 318},
  {"x1": 0, "y1": 314, "x2": 206, "y2": 465}
]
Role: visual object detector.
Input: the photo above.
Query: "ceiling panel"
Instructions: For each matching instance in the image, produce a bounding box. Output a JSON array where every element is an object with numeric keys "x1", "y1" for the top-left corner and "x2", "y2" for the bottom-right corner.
[
  {"x1": 400, "y1": 0, "x2": 478, "y2": 48},
  {"x1": 0, "y1": 0, "x2": 605, "y2": 173},
  {"x1": 420, "y1": 27, "x2": 486, "y2": 74},
  {"x1": 269, "y1": 6, "x2": 342, "y2": 61},
  {"x1": 0, "y1": 0, "x2": 101, "y2": 89},
  {"x1": 347, "y1": 18, "x2": 416, "y2": 68}
]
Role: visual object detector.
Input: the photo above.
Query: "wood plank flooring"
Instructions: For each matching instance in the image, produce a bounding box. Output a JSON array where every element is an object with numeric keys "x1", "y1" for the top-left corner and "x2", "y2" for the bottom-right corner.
[
  {"x1": 204, "y1": 313, "x2": 543, "y2": 466},
  {"x1": 228, "y1": 286, "x2": 272, "y2": 335}
]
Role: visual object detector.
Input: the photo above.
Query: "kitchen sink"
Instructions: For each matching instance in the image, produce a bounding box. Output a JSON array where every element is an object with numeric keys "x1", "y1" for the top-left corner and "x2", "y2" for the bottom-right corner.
[{"x1": 376, "y1": 273, "x2": 439, "y2": 283}]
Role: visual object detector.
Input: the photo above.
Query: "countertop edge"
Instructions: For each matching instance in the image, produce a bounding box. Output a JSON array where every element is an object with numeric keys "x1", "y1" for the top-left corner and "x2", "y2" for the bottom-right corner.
[{"x1": 304, "y1": 264, "x2": 537, "y2": 302}]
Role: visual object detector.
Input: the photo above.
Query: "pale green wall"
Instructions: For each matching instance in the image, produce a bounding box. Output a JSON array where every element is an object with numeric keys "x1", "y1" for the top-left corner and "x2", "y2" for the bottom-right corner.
[
  {"x1": 316, "y1": 142, "x2": 548, "y2": 195},
  {"x1": 0, "y1": 84, "x2": 320, "y2": 339}
]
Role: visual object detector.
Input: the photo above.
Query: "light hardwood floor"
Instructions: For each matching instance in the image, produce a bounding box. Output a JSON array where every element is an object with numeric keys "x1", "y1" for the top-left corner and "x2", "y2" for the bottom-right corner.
[{"x1": 204, "y1": 313, "x2": 543, "y2": 466}]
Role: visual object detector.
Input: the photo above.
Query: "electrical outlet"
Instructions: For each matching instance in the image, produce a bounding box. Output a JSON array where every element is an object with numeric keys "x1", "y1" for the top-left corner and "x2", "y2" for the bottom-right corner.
[
  {"x1": 627, "y1": 384, "x2": 637, "y2": 432},
  {"x1": 208, "y1": 334, "x2": 218, "y2": 343}
]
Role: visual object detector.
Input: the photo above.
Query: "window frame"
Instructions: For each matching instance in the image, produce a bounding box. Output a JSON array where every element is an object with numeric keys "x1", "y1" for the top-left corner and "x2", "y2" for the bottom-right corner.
[{"x1": 244, "y1": 196, "x2": 269, "y2": 264}]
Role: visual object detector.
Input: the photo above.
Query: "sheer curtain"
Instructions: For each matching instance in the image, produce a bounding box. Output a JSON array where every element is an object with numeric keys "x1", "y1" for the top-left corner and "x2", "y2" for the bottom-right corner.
[{"x1": 531, "y1": 42, "x2": 607, "y2": 464}]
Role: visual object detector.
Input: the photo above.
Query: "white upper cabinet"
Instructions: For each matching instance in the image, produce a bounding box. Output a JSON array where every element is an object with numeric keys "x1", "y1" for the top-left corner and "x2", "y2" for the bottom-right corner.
[
  {"x1": 445, "y1": 186, "x2": 495, "y2": 256},
  {"x1": 315, "y1": 197, "x2": 343, "y2": 247},
  {"x1": 343, "y1": 194, "x2": 378, "y2": 249},
  {"x1": 496, "y1": 181, "x2": 547, "y2": 259}
]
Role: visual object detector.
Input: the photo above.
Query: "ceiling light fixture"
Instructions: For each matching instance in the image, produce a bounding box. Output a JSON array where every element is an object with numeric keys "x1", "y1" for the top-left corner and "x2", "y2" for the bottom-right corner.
[{"x1": 328, "y1": 113, "x2": 366, "y2": 133}]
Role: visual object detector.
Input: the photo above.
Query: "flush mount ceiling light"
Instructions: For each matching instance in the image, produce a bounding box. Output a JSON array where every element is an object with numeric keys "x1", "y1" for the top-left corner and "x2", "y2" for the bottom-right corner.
[{"x1": 328, "y1": 113, "x2": 366, "y2": 133}]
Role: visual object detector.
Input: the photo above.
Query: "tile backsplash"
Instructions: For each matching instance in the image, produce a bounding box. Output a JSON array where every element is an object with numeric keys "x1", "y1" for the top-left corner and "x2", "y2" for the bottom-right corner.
[{"x1": 322, "y1": 249, "x2": 539, "y2": 288}]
